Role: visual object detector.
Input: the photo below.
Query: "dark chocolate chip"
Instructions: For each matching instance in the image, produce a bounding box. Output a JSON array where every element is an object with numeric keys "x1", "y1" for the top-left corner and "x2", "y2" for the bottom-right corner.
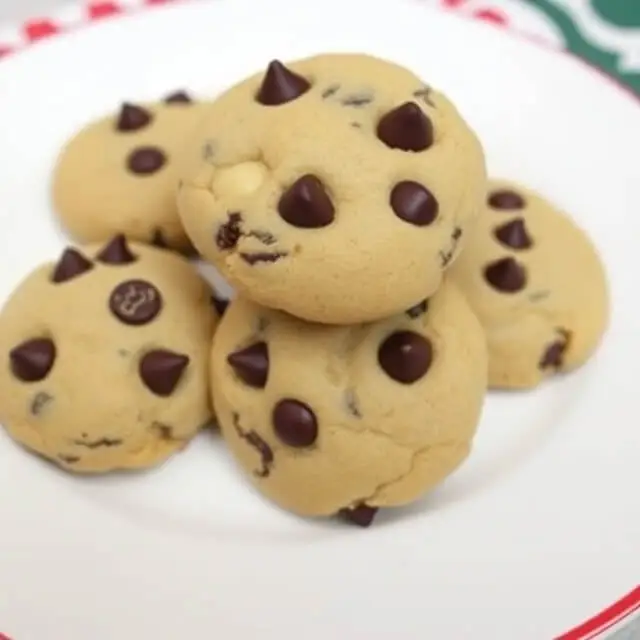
[
  {"x1": 10, "y1": 338, "x2": 56, "y2": 382},
  {"x1": 272, "y1": 399, "x2": 318, "y2": 448},
  {"x1": 256, "y1": 60, "x2": 311, "y2": 106},
  {"x1": 58, "y1": 455, "x2": 80, "y2": 464},
  {"x1": 339, "y1": 504, "x2": 379, "y2": 528},
  {"x1": 164, "y1": 90, "x2": 192, "y2": 104},
  {"x1": 227, "y1": 342, "x2": 269, "y2": 388},
  {"x1": 322, "y1": 84, "x2": 340, "y2": 99},
  {"x1": 210, "y1": 295, "x2": 229, "y2": 316},
  {"x1": 406, "y1": 299, "x2": 429, "y2": 319},
  {"x1": 539, "y1": 331, "x2": 569, "y2": 370},
  {"x1": 342, "y1": 93, "x2": 373, "y2": 107},
  {"x1": 216, "y1": 212, "x2": 242, "y2": 250},
  {"x1": 377, "y1": 102, "x2": 433, "y2": 152},
  {"x1": 378, "y1": 331, "x2": 433, "y2": 384},
  {"x1": 390, "y1": 181, "x2": 438, "y2": 226},
  {"x1": 484, "y1": 257, "x2": 527, "y2": 293},
  {"x1": 494, "y1": 218, "x2": 532, "y2": 250},
  {"x1": 51, "y1": 248, "x2": 93, "y2": 283},
  {"x1": 278, "y1": 175, "x2": 335, "y2": 228},
  {"x1": 240, "y1": 252, "x2": 287, "y2": 265},
  {"x1": 74, "y1": 437, "x2": 122, "y2": 449},
  {"x1": 30, "y1": 391, "x2": 53, "y2": 416},
  {"x1": 127, "y1": 146, "x2": 167, "y2": 175},
  {"x1": 139, "y1": 349, "x2": 190, "y2": 396},
  {"x1": 151, "y1": 229, "x2": 169, "y2": 249},
  {"x1": 233, "y1": 413, "x2": 274, "y2": 478},
  {"x1": 109, "y1": 279, "x2": 162, "y2": 325},
  {"x1": 96, "y1": 234, "x2": 137, "y2": 264},
  {"x1": 116, "y1": 103, "x2": 152, "y2": 132},
  {"x1": 488, "y1": 190, "x2": 525, "y2": 210}
]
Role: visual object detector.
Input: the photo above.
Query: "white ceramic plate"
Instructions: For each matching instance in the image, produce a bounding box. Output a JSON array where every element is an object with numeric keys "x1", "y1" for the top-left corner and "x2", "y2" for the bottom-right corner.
[{"x1": 0, "y1": 0, "x2": 639, "y2": 638}]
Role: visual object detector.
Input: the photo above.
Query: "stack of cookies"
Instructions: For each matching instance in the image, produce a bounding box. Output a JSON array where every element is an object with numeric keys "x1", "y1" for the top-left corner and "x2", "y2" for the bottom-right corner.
[{"x1": 0, "y1": 53, "x2": 608, "y2": 528}]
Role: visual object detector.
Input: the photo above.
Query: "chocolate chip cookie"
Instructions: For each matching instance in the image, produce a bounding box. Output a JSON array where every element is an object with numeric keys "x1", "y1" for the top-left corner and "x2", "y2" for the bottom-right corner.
[
  {"x1": 52, "y1": 91, "x2": 208, "y2": 255},
  {"x1": 178, "y1": 53, "x2": 486, "y2": 324},
  {"x1": 449, "y1": 180, "x2": 609, "y2": 389},
  {"x1": 0, "y1": 237, "x2": 218, "y2": 473},
  {"x1": 211, "y1": 282, "x2": 487, "y2": 526}
]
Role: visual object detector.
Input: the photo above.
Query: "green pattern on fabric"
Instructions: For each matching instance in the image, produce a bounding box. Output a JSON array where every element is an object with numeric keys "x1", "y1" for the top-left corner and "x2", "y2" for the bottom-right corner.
[
  {"x1": 523, "y1": 0, "x2": 640, "y2": 93},
  {"x1": 591, "y1": 0, "x2": 640, "y2": 29}
]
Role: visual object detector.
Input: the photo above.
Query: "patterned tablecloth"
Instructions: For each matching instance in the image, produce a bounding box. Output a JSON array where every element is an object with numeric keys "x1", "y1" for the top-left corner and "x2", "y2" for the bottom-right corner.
[{"x1": 0, "y1": 1, "x2": 638, "y2": 639}]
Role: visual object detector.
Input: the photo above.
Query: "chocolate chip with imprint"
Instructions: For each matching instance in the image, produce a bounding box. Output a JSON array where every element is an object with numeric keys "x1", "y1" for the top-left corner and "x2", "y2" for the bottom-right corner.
[
  {"x1": 488, "y1": 190, "x2": 525, "y2": 210},
  {"x1": 494, "y1": 218, "x2": 532, "y2": 250},
  {"x1": 377, "y1": 102, "x2": 433, "y2": 152},
  {"x1": 96, "y1": 234, "x2": 137, "y2": 265},
  {"x1": 233, "y1": 413, "x2": 274, "y2": 478},
  {"x1": 164, "y1": 90, "x2": 192, "y2": 104},
  {"x1": 10, "y1": 338, "x2": 56, "y2": 382},
  {"x1": 406, "y1": 299, "x2": 429, "y2": 319},
  {"x1": 539, "y1": 330, "x2": 570, "y2": 370},
  {"x1": 228, "y1": 342, "x2": 269, "y2": 388},
  {"x1": 484, "y1": 257, "x2": 527, "y2": 293},
  {"x1": 216, "y1": 212, "x2": 242, "y2": 250},
  {"x1": 139, "y1": 349, "x2": 190, "y2": 396},
  {"x1": 390, "y1": 181, "x2": 438, "y2": 226},
  {"x1": 256, "y1": 60, "x2": 311, "y2": 106},
  {"x1": 272, "y1": 399, "x2": 318, "y2": 448},
  {"x1": 109, "y1": 279, "x2": 162, "y2": 325},
  {"x1": 116, "y1": 103, "x2": 152, "y2": 132},
  {"x1": 127, "y1": 146, "x2": 167, "y2": 175},
  {"x1": 339, "y1": 504, "x2": 379, "y2": 528},
  {"x1": 278, "y1": 175, "x2": 335, "y2": 228},
  {"x1": 51, "y1": 248, "x2": 93, "y2": 283},
  {"x1": 378, "y1": 331, "x2": 433, "y2": 384}
]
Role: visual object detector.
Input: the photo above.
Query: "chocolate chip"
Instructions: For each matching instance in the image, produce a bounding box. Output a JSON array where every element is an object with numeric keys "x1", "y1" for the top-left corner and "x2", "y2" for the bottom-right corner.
[
  {"x1": 96, "y1": 234, "x2": 137, "y2": 264},
  {"x1": 216, "y1": 212, "x2": 242, "y2": 250},
  {"x1": 51, "y1": 248, "x2": 93, "y2": 283},
  {"x1": 127, "y1": 146, "x2": 166, "y2": 175},
  {"x1": 30, "y1": 391, "x2": 53, "y2": 416},
  {"x1": 494, "y1": 218, "x2": 532, "y2": 250},
  {"x1": 272, "y1": 399, "x2": 318, "y2": 448},
  {"x1": 58, "y1": 455, "x2": 80, "y2": 464},
  {"x1": 240, "y1": 252, "x2": 287, "y2": 265},
  {"x1": 139, "y1": 349, "x2": 190, "y2": 396},
  {"x1": 256, "y1": 60, "x2": 311, "y2": 106},
  {"x1": 233, "y1": 413, "x2": 274, "y2": 478},
  {"x1": 109, "y1": 279, "x2": 162, "y2": 325},
  {"x1": 342, "y1": 93, "x2": 373, "y2": 107},
  {"x1": 116, "y1": 103, "x2": 152, "y2": 132},
  {"x1": 147, "y1": 230, "x2": 167, "y2": 249},
  {"x1": 164, "y1": 90, "x2": 192, "y2": 104},
  {"x1": 10, "y1": 338, "x2": 56, "y2": 382},
  {"x1": 278, "y1": 175, "x2": 335, "y2": 228},
  {"x1": 484, "y1": 257, "x2": 527, "y2": 293},
  {"x1": 377, "y1": 102, "x2": 433, "y2": 152},
  {"x1": 539, "y1": 331, "x2": 569, "y2": 370},
  {"x1": 488, "y1": 190, "x2": 525, "y2": 210},
  {"x1": 406, "y1": 299, "x2": 429, "y2": 319},
  {"x1": 378, "y1": 331, "x2": 433, "y2": 384},
  {"x1": 228, "y1": 342, "x2": 269, "y2": 388},
  {"x1": 339, "y1": 504, "x2": 378, "y2": 527},
  {"x1": 211, "y1": 295, "x2": 229, "y2": 316},
  {"x1": 390, "y1": 181, "x2": 438, "y2": 226}
]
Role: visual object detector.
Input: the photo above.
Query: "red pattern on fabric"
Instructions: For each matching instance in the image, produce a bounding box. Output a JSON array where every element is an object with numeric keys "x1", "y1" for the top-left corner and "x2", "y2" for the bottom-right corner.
[
  {"x1": 472, "y1": 8, "x2": 508, "y2": 25},
  {"x1": 88, "y1": 1, "x2": 123, "y2": 19},
  {"x1": 24, "y1": 19, "x2": 60, "y2": 41}
]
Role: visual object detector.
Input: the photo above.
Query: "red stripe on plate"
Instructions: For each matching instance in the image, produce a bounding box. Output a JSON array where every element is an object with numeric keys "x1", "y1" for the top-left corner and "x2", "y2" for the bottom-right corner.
[
  {"x1": 24, "y1": 19, "x2": 61, "y2": 42},
  {"x1": 556, "y1": 586, "x2": 640, "y2": 640},
  {"x1": 472, "y1": 8, "x2": 507, "y2": 25},
  {"x1": 88, "y1": 1, "x2": 123, "y2": 19}
]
